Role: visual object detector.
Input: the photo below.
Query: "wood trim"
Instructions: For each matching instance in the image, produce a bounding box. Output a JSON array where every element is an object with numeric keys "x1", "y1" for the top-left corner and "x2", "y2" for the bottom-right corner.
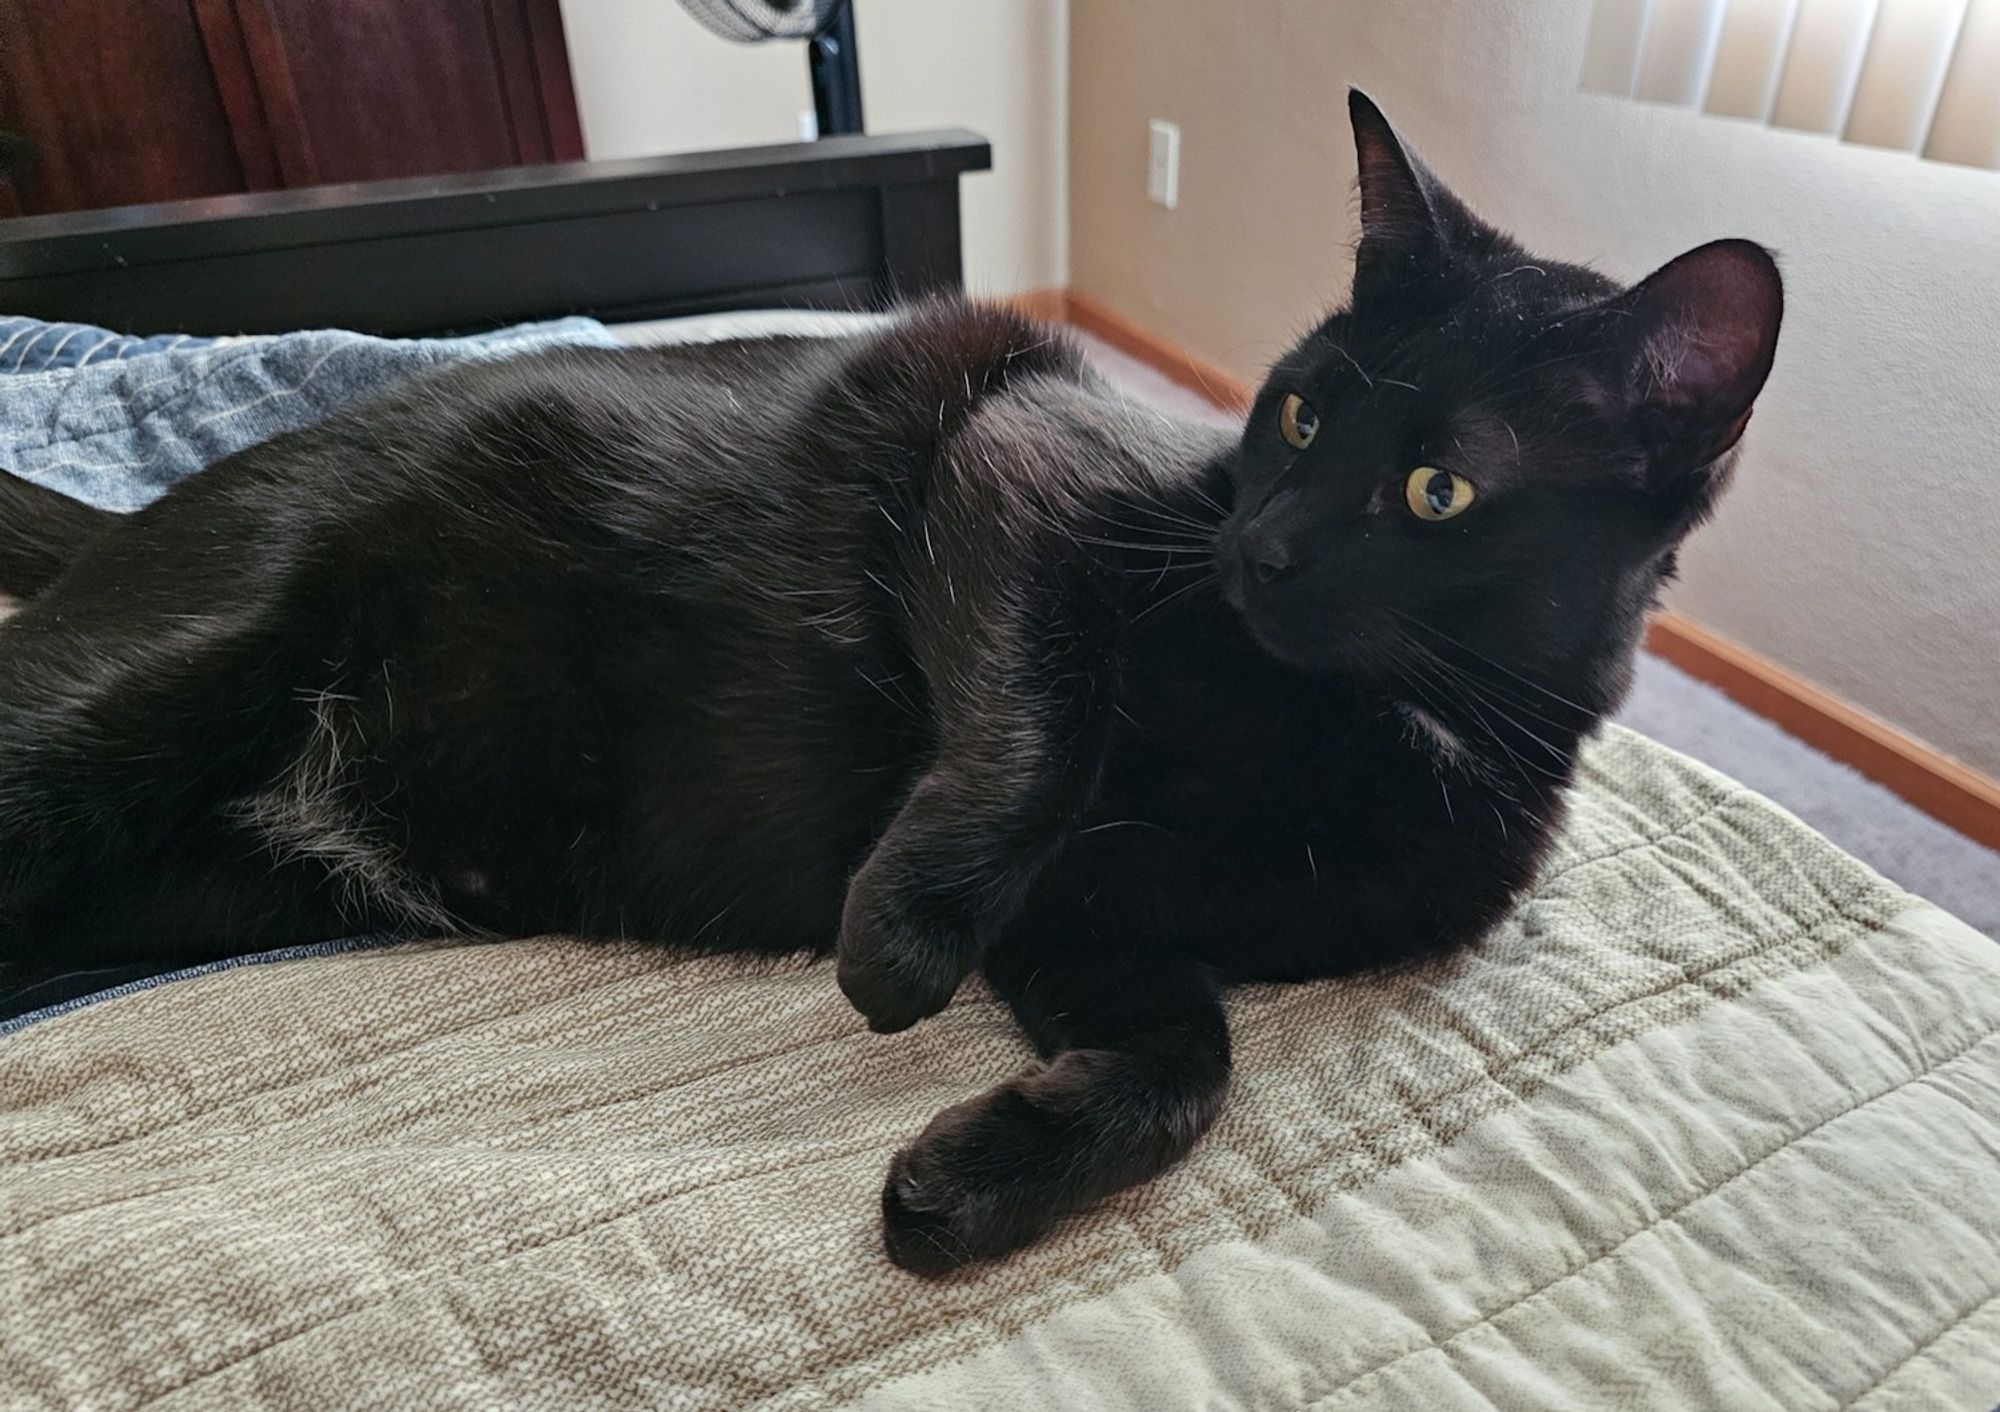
[
  {"x1": 1062, "y1": 290, "x2": 1254, "y2": 412},
  {"x1": 990, "y1": 287, "x2": 1069, "y2": 323},
  {"x1": 1647, "y1": 612, "x2": 2000, "y2": 851},
  {"x1": 1039, "y1": 288, "x2": 2000, "y2": 853}
]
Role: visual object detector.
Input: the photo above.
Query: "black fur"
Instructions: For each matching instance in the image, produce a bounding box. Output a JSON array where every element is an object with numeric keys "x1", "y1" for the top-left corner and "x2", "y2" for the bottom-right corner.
[
  {"x1": 0, "y1": 95, "x2": 1781, "y2": 1273},
  {"x1": 0, "y1": 474, "x2": 113, "y2": 598}
]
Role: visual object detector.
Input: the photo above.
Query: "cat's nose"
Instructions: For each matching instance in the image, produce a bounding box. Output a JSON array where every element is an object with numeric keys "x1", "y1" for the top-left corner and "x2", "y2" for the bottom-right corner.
[{"x1": 1249, "y1": 537, "x2": 1297, "y2": 584}]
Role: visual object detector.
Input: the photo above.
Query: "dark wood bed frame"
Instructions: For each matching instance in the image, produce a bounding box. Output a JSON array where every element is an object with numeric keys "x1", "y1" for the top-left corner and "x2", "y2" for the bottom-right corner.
[{"x1": 0, "y1": 129, "x2": 990, "y2": 336}]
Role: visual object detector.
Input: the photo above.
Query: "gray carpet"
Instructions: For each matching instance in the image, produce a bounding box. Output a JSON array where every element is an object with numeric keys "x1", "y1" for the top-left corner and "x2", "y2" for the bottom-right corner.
[{"x1": 1076, "y1": 331, "x2": 2000, "y2": 941}]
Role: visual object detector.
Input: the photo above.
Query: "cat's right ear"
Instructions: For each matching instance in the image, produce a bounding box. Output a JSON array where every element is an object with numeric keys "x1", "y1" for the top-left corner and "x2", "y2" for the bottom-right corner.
[{"x1": 1350, "y1": 91, "x2": 1436, "y2": 257}]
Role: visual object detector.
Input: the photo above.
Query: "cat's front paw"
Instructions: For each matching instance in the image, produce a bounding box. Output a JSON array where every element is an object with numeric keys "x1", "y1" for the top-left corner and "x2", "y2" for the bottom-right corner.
[
  {"x1": 836, "y1": 859, "x2": 972, "y2": 1034},
  {"x1": 878, "y1": 1077, "x2": 1064, "y2": 1276}
]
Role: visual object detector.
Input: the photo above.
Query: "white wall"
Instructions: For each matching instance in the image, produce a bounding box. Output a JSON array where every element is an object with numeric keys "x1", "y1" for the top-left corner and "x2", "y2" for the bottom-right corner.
[
  {"x1": 556, "y1": 0, "x2": 1068, "y2": 296},
  {"x1": 1070, "y1": 0, "x2": 2000, "y2": 777}
]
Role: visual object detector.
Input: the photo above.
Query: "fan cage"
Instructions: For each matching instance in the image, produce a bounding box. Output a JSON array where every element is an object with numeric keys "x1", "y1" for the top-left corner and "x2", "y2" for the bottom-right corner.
[{"x1": 678, "y1": 0, "x2": 845, "y2": 43}]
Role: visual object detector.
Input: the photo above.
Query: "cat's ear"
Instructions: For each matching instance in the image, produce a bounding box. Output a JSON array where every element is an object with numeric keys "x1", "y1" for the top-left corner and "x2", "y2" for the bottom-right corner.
[
  {"x1": 1350, "y1": 91, "x2": 1435, "y2": 254},
  {"x1": 1348, "y1": 90, "x2": 1488, "y2": 289},
  {"x1": 1607, "y1": 239, "x2": 1784, "y2": 479}
]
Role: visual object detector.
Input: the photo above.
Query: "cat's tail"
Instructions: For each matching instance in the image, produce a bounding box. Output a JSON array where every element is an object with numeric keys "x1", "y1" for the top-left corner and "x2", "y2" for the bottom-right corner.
[{"x1": 0, "y1": 472, "x2": 115, "y2": 601}]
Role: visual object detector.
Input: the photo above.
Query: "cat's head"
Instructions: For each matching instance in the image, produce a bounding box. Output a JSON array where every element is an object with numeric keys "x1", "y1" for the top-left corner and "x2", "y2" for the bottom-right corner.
[{"x1": 1219, "y1": 91, "x2": 1782, "y2": 717}]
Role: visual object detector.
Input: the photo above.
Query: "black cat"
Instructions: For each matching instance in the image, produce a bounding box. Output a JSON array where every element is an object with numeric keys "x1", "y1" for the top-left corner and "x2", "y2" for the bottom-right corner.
[{"x1": 0, "y1": 94, "x2": 1780, "y2": 1273}]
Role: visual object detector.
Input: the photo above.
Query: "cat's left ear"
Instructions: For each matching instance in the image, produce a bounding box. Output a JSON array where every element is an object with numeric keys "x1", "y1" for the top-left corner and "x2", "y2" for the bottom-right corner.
[{"x1": 1608, "y1": 239, "x2": 1784, "y2": 481}]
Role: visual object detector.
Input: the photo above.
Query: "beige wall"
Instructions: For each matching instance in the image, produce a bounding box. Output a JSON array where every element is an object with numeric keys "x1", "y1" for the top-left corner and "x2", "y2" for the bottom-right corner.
[
  {"x1": 556, "y1": 0, "x2": 1068, "y2": 295},
  {"x1": 1070, "y1": 0, "x2": 2000, "y2": 778}
]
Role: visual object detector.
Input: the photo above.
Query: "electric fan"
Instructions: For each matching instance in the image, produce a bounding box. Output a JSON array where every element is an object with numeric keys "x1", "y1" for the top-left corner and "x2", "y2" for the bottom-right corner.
[{"x1": 675, "y1": 0, "x2": 864, "y2": 138}]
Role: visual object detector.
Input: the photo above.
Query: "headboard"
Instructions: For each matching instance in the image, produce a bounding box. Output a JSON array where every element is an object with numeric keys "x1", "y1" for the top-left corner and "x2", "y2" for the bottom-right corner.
[{"x1": 0, "y1": 130, "x2": 990, "y2": 337}]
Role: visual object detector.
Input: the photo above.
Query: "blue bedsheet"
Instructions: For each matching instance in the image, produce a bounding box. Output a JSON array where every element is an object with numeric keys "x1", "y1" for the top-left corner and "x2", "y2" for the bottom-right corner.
[
  {"x1": 0, "y1": 311, "x2": 617, "y2": 1030},
  {"x1": 0, "y1": 313, "x2": 616, "y2": 510}
]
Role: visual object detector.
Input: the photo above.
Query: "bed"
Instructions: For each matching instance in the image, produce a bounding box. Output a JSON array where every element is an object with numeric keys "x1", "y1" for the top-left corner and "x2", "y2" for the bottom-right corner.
[{"x1": 1, "y1": 136, "x2": 1997, "y2": 1410}]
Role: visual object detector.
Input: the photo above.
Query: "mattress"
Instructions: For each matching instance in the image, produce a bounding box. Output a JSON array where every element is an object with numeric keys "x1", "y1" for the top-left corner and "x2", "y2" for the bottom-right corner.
[{"x1": 4, "y1": 724, "x2": 1996, "y2": 1410}]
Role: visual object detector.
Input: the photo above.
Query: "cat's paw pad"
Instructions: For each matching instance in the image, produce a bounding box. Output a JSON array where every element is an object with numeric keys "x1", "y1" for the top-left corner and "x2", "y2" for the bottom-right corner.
[
  {"x1": 880, "y1": 1156, "x2": 984, "y2": 1277},
  {"x1": 877, "y1": 1083, "x2": 1058, "y2": 1276},
  {"x1": 836, "y1": 869, "x2": 969, "y2": 1034}
]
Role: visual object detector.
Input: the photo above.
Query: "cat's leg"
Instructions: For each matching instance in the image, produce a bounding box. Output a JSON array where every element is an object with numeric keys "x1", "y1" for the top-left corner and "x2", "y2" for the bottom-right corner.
[
  {"x1": 828, "y1": 308, "x2": 1129, "y2": 1033},
  {"x1": 878, "y1": 939, "x2": 1231, "y2": 1275},
  {"x1": 836, "y1": 534, "x2": 1121, "y2": 1032},
  {"x1": 2, "y1": 830, "x2": 352, "y2": 1004},
  {"x1": 836, "y1": 696, "x2": 1106, "y2": 1032}
]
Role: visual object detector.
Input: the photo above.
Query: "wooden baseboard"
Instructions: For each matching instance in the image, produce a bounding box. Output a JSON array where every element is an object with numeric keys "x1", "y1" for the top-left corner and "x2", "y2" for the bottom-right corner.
[
  {"x1": 988, "y1": 288, "x2": 1253, "y2": 412},
  {"x1": 1058, "y1": 291, "x2": 1256, "y2": 413},
  {"x1": 1647, "y1": 612, "x2": 2000, "y2": 851},
  {"x1": 990, "y1": 287, "x2": 1071, "y2": 324},
  {"x1": 1015, "y1": 286, "x2": 2000, "y2": 853}
]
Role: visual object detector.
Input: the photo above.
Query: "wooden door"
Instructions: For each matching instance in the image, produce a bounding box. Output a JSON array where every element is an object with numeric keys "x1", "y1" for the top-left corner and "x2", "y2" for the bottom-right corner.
[
  {"x1": 0, "y1": 0, "x2": 584, "y2": 217},
  {"x1": 220, "y1": 0, "x2": 584, "y2": 187},
  {"x1": 0, "y1": 1, "x2": 252, "y2": 214}
]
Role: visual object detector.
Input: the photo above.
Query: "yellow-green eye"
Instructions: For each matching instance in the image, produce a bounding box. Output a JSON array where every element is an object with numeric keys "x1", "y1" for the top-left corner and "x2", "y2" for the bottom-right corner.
[
  {"x1": 1405, "y1": 467, "x2": 1476, "y2": 521},
  {"x1": 1279, "y1": 393, "x2": 1319, "y2": 450}
]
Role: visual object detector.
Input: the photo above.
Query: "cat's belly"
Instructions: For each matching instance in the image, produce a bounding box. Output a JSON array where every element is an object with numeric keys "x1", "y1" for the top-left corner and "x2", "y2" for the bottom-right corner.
[
  {"x1": 297, "y1": 590, "x2": 917, "y2": 953},
  {"x1": 593, "y1": 758, "x2": 897, "y2": 955},
  {"x1": 367, "y1": 707, "x2": 906, "y2": 953}
]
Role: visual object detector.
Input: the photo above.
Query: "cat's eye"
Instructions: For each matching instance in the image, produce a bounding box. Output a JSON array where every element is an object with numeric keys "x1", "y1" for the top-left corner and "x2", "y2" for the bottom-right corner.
[
  {"x1": 1405, "y1": 467, "x2": 1476, "y2": 522},
  {"x1": 1279, "y1": 393, "x2": 1319, "y2": 450}
]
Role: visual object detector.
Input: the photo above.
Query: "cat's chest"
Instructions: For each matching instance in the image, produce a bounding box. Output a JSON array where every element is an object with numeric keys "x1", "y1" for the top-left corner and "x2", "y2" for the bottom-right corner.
[
  {"x1": 1098, "y1": 657, "x2": 1373, "y2": 831},
  {"x1": 1063, "y1": 692, "x2": 1527, "y2": 973},
  {"x1": 1076, "y1": 717, "x2": 1372, "y2": 904}
]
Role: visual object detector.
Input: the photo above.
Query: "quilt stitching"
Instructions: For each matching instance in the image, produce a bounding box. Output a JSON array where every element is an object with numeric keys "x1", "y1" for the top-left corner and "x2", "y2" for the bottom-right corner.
[
  {"x1": 1841, "y1": 1285, "x2": 2000, "y2": 1410},
  {"x1": 6, "y1": 886, "x2": 1899, "y2": 1412},
  {"x1": 127, "y1": 1138, "x2": 890, "y2": 1411},
  {"x1": 1299, "y1": 1023, "x2": 2000, "y2": 1409},
  {"x1": 1532, "y1": 793, "x2": 1738, "y2": 883},
  {"x1": 3, "y1": 732, "x2": 1947, "y2": 1411},
  {"x1": 1252, "y1": 879, "x2": 1887, "y2": 1196},
  {"x1": 7, "y1": 857, "x2": 1883, "y2": 1228},
  {"x1": 5, "y1": 343, "x2": 305, "y2": 454},
  {"x1": 0, "y1": 959, "x2": 758, "y2": 1169},
  {"x1": 492, "y1": 1015, "x2": 979, "y2": 1147},
  {"x1": 1, "y1": 331, "x2": 576, "y2": 460}
]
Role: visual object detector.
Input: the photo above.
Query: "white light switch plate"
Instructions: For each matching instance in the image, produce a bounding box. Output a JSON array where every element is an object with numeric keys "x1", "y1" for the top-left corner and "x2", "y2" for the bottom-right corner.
[{"x1": 1148, "y1": 119, "x2": 1180, "y2": 209}]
